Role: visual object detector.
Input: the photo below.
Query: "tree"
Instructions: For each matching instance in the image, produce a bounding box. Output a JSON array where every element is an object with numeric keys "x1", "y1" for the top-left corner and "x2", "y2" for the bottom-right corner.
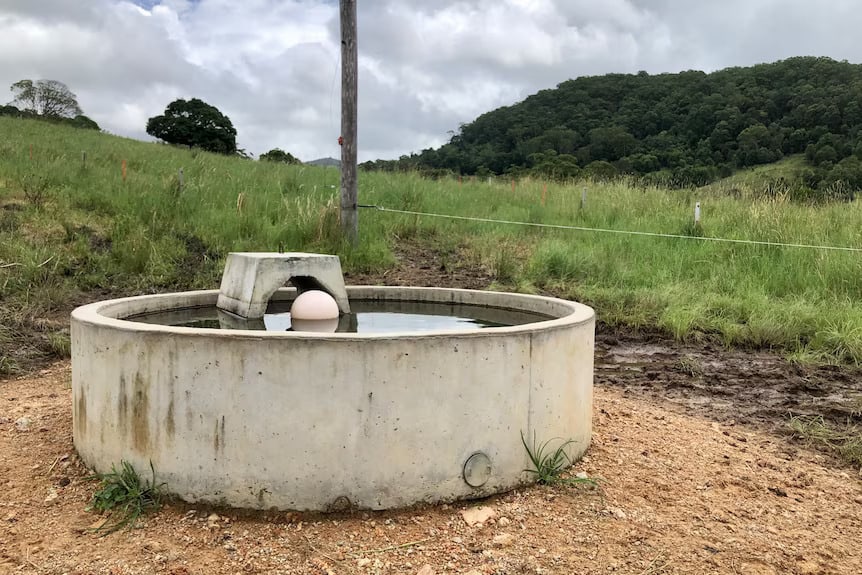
[
  {"x1": 70, "y1": 115, "x2": 100, "y2": 130},
  {"x1": 583, "y1": 160, "x2": 619, "y2": 180},
  {"x1": 588, "y1": 126, "x2": 638, "y2": 162},
  {"x1": 827, "y1": 156, "x2": 862, "y2": 190},
  {"x1": 9, "y1": 79, "x2": 82, "y2": 118},
  {"x1": 527, "y1": 150, "x2": 580, "y2": 181},
  {"x1": 146, "y1": 98, "x2": 237, "y2": 154},
  {"x1": 260, "y1": 148, "x2": 301, "y2": 164},
  {"x1": 0, "y1": 105, "x2": 21, "y2": 117},
  {"x1": 736, "y1": 124, "x2": 780, "y2": 166}
]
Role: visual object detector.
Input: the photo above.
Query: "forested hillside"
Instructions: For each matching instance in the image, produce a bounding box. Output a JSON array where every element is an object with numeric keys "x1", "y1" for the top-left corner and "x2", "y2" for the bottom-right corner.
[{"x1": 364, "y1": 57, "x2": 862, "y2": 195}]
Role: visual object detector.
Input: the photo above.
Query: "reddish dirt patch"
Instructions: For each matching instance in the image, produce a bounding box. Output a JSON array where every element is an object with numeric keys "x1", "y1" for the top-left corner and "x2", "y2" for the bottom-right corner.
[{"x1": 2, "y1": 364, "x2": 862, "y2": 574}]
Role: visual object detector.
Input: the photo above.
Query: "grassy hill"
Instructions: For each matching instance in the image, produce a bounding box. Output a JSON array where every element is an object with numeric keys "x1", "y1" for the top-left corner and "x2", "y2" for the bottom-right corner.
[
  {"x1": 368, "y1": 57, "x2": 862, "y2": 197},
  {"x1": 704, "y1": 155, "x2": 808, "y2": 193},
  {"x1": 0, "y1": 117, "x2": 393, "y2": 374},
  {"x1": 4, "y1": 116, "x2": 862, "y2": 373}
]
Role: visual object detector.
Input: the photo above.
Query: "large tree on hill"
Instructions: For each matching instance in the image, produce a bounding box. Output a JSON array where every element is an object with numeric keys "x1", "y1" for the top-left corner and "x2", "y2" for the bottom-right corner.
[
  {"x1": 9, "y1": 79, "x2": 83, "y2": 118},
  {"x1": 260, "y1": 148, "x2": 301, "y2": 164},
  {"x1": 146, "y1": 98, "x2": 237, "y2": 154}
]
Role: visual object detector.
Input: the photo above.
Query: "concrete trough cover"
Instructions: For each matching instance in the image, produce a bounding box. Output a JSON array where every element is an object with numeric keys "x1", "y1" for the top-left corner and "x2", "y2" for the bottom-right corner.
[{"x1": 216, "y1": 252, "x2": 350, "y2": 319}]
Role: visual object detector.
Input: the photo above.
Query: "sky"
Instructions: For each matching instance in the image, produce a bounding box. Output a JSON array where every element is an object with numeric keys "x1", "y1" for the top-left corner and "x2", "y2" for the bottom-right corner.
[{"x1": 2, "y1": 1, "x2": 862, "y2": 162}]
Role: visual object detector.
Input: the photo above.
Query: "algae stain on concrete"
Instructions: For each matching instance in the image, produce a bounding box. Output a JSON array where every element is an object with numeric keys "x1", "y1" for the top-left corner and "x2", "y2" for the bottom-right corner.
[
  {"x1": 117, "y1": 375, "x2": 129, "y2": 436},
  {"x1": 75, "y1": 386, "x2": 87, "y2": 436},
  {"x1": 166, "y1": 350, "x2": 177, "y2": 440},
  {"x1": 131, "y1": 372, "x2": 150, "y2": 452},
  {"x1": 166, "y1": 383, "x2": 176, "y2": 440},
  {"x1": 118, "y1": 375, "x2": 128, "y2": 425},
  {"x1": 213, "y1": 415, "x2": 226, "y2": 456}
]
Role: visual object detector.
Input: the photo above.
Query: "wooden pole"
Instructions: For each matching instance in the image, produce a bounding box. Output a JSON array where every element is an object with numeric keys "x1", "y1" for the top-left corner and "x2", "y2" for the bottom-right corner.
[{"x1": 339, "y1": 0, "x2": 359, "y2": 246}]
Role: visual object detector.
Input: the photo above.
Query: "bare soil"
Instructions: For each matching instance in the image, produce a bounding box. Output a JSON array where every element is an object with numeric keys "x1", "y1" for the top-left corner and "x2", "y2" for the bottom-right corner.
[
  {"x1": 344, "y1": 239, "x2": 494, "y2": 291},
  {"x1": 595, "y1": 330, "x2": 862, "y2": 435},
  {"x1": 3, "y1": 360, "x2": 862, "y2": 575},
  {"x1": 1, "y1": 241, "x2": 862, "y2": 574}
]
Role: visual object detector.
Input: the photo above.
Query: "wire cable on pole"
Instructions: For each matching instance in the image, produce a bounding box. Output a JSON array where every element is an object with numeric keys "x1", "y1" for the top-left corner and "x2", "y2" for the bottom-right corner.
[{"x1": 359, "y1": 205, "x2": 862, "y2": 253}]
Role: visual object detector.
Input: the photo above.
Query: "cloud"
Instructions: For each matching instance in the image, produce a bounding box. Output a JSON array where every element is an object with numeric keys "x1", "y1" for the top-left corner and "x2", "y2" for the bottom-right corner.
[{"x1": 1, "y1": 1, "x2": 862, "y2": 161}]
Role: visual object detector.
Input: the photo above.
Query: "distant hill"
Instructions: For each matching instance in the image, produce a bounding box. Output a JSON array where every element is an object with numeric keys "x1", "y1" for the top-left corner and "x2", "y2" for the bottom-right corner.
[
  {"x1": 363, "y1": 56, "x2": 862, "y2": 196},
  {"x1": 306, "y1": 157, "x2": 340, "y2": 167}
]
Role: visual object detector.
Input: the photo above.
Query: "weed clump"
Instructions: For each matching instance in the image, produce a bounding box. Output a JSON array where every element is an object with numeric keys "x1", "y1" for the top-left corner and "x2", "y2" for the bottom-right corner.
[
  {"x1": 789, "y1": 415, "x2": 862, "y2": 468},
  {"x1": 674, "y1": 355, "x2": 704, "y2": 377},
  {"x1": 521, "y1": 431, "x2": 597, "y2": 487},
  {"x1": 87, "y1": 460, "x2": 165, "y2": 535}
]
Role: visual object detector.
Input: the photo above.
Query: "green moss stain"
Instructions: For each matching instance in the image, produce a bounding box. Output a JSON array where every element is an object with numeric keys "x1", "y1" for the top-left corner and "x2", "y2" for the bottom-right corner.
[
  {"x1": 131, "y1": 372, "x2": 150, "y2": 452},
  {"x1": 75, "y1": 387, "x2": 87, "y2": 436},
  {"x1": 213, "y1": 415, "x2": 226, "y2": 456},
  {"x1": 118, "y1": 375, "x2": 128, "y2": 425},
  {"x1": 166, "y1": 382, "x2": 176, "y2": 440}
]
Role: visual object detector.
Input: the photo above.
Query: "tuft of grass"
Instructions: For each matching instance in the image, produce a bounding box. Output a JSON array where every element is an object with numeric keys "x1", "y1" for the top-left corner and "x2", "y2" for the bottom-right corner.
[
  {"x1": 0, "y1": 355, "x2": 19, "y2": 377},
  {"x1": 674, "y1": 355, "x2": 704, "y2": 377},
  {"x1": 20, "y1": 173, "x2": 52, "y2": 208},
  {"x1": 679, "y1": 220, "x2": 704, "y2": 237},
  {"x1": 520, "y1": 431, "x2": 597, "y2": 487},
  {"x1": 46, "y1": 331, "x2": 71, "y2": 358},
  {"x1": 788, "y1": 415, "x2": 862, "y2": 468},
  {"x1": 87, "y1": 460, "x2": 165, "y2": 535},
  {"x1": 491, "y1": 243, "x2": 519, "y2": 284}
]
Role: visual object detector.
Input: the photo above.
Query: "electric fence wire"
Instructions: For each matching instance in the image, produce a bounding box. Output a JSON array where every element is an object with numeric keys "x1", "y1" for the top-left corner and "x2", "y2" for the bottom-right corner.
[{"x1": 357, "y1": 205, "x2": 862, "y2": 253}]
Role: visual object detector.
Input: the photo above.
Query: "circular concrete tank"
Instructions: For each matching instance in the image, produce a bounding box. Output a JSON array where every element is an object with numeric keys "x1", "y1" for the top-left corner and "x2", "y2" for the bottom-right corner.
[{"x1": 71, "y1": 286, "x2": 594, "y2": 511}]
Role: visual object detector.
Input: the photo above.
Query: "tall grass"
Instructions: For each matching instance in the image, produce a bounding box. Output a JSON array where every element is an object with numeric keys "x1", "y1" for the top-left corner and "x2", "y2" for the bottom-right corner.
[
  {"x1": 3, "y1": 116, "x2": 862, "y2": 364},
  {"x1": 367, "y1": 173, "x2": 862, "y2": 362}
]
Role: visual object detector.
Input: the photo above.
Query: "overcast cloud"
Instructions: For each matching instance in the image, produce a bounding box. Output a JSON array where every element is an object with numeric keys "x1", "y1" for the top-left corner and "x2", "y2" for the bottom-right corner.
[{"x1": 2, "y1": 0, "x2": 862, "y2": 161}]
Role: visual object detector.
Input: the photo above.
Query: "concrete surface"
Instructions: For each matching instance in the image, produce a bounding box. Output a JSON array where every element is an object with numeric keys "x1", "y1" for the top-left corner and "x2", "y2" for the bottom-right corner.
[
  {"x1": 216, "y1": 252, "x2": 350, "y2": 319},
  {"x1": 71, "y1": 287, "x2": 594, "y2": 511}
]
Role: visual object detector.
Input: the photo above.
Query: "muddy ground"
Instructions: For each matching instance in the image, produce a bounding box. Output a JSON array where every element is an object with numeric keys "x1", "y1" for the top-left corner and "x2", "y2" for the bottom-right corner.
[
  {"x1": 1, "y1": 242, "x2": 861, "y2": 574},
  {"x1": 349, "y1": 241, "x2": 862, "y2": 439}
]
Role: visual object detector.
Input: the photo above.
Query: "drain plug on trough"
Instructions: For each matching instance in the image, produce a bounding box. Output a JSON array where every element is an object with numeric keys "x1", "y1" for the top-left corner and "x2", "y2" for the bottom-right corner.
[{"x1": 462, "y1": 452, "x2": 492, "y2": 487}]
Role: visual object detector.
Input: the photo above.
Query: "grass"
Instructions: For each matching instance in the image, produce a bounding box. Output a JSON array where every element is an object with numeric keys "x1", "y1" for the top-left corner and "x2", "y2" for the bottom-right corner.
[
  {"x1": 46, "y1": 330, "x2": 71, "y2": 358},
  {"x1": 704, "y1": 155, "x2": 808, "y2": 195},
  {"x1": 0, "y1": 355, "x2": 19, "y2": 377},
  {"x1": 520, "y1": 431, "x2": 597, "y2": 487},
  {"x1": 3, "y1": 116, "x2": 862, "y2": 366},
  {"x1": 86, "y1": 460, "x2": 165, "y2": 535},
  {"x1": 674, "y1": 356, "x2": 704, "y2": 377},
  {"x1": 789, "y1": 415, "x2": 862, "y2": 468}
]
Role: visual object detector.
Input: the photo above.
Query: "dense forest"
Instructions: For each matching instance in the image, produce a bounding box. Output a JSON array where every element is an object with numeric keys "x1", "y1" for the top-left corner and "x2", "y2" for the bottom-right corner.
[{"x1": 363, "y1": 57, "x2": 862, "y2": 195}]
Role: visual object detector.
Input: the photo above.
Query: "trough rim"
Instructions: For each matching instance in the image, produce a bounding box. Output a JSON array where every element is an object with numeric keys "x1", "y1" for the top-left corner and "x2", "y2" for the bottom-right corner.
[{"x1": 71, "y1": 286, "x2": 594, "y2": 341}]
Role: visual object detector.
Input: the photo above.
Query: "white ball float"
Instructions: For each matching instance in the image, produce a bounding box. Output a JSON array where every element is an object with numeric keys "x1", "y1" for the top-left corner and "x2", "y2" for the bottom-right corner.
[{"x1": 290, "y1": 290, "x2": 340, "y2": 332}]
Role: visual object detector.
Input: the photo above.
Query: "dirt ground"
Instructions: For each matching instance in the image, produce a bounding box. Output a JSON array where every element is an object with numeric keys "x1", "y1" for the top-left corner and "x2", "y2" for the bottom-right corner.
[
  {"x1": 2, "y1": 243, "x2": 862, "y2": 574},
  {"x1": 2, "y1": 340, "x2": 861, "y2": 574}
]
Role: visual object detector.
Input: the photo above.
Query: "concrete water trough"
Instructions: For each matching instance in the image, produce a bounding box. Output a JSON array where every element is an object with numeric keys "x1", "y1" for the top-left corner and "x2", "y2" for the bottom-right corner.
[{"x1": 71, "y1": 256, "x2": 595, "y2": 511}]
